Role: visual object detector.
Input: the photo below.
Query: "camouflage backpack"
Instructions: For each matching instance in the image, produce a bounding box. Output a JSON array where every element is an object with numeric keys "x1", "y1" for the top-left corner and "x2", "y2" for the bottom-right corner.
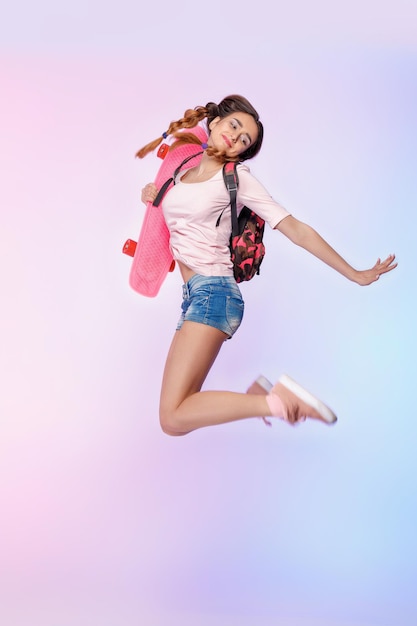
[{"x1": 222, "y1": 162, "x2": 266, "y2": 282}]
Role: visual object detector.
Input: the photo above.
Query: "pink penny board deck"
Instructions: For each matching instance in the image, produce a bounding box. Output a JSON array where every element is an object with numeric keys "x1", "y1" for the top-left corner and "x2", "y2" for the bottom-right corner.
[{"x1": 123, "y1": 126, "x2": 208, "y2": 297}]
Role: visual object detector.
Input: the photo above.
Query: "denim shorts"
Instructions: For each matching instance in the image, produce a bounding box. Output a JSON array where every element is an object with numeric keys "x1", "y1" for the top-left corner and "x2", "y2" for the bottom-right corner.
[{"x1": 176, "y1": 274, "x2": 245, "y2": 338}]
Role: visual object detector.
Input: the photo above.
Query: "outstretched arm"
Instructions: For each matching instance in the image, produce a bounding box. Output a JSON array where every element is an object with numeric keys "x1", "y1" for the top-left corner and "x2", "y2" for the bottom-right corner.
[{"x1": 276, "y1": 215, "x2": 397, "y2": 286}]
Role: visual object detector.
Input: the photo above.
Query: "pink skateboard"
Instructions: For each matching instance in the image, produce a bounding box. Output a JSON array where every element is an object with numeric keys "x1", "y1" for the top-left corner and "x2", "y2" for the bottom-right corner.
[{"x1": 123, "y1": 126, "x2": 208, "y2": 297}]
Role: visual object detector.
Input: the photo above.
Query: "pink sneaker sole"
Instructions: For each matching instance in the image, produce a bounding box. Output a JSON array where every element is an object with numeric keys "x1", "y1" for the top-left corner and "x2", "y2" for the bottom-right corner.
[{"x1": 246, "y1": 375, "x2": 273, "y2": 395}]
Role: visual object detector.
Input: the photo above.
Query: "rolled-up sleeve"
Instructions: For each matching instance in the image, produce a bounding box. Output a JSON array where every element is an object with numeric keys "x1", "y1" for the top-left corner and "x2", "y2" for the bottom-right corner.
[{"x1": 236, "y1": 164, "x2": 291, "y2": 229}]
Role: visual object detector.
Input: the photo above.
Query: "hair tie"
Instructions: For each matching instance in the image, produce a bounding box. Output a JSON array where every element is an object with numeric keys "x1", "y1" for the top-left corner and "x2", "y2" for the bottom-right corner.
[
  {"x1": 162, "y1": 132, "x2": 168, "y2": 139},
  {"x1": 201, "y1": 142, "x2": 208, "y2": 149}
]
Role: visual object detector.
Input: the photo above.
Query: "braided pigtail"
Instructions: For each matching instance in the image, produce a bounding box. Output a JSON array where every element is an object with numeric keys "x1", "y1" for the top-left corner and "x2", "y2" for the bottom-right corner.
[
  {"x1": 135, "y1": 104, "x2": 216, "y2": 159},
  {"x1": 135, "y1": 134, "x2": 168, "y2": 159},
  {"x1": 166, "y1": 134, "x2": 233, "y2": 164},
  {"x1": 205, "y1": 145, "x2": 234, "y2": 163}
]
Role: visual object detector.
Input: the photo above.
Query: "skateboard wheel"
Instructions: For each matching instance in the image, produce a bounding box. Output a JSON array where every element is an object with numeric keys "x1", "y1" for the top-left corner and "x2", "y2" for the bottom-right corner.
[
  {"x1": 123, "y1": 239, "x2": 137, "y2": 257},
  {"x1": 157, "y1": 143, "x2": 169, "y2": 159}
]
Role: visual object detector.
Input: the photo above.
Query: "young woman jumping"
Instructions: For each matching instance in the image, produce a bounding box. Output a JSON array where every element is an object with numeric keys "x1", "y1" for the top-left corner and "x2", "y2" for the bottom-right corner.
[{"x1": 137, "y1": 95, "x2": 397, "y2": 436}]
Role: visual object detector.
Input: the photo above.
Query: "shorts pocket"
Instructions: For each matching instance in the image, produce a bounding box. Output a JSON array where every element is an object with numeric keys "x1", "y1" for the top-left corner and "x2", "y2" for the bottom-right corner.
[{"x1": 225, "y1": 295, "x2": 245, "y2": 335}]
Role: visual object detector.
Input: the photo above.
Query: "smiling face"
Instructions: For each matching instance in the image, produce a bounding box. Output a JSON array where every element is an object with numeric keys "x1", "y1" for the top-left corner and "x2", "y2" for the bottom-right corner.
[{"x1": 208, "y1": 112, "x2": 260, "y2": 160}]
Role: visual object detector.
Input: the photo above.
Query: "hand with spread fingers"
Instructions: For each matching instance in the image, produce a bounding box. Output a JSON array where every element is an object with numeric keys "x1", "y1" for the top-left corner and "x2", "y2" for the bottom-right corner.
[
  {"x1": 354, "y1": 254, "x2": 397, "y2": 286},
  {"x1": 141, "y1": 183, "x2": 158, "y2": 205}
]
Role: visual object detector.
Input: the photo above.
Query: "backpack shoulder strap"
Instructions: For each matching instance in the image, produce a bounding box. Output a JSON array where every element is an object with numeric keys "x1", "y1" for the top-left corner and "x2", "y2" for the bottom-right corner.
[
  {"x1": 222, "y1": 162, "x2": 240, "y2": 236},
  {"x1": 153, "y1": 151, "x2": 203, "y2": 207}
]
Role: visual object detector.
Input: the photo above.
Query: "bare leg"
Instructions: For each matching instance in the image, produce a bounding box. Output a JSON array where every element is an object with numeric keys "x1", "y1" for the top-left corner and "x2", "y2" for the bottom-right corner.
[
  {"x1": 159, "y1": 322, "x2": 336, "y2": 436},
  {"x1": 159, "y1": 321, "x2": 270, "y2": 436},
  {"x1": 246, "y1": 376, "x2": 273, "y2": 427}
]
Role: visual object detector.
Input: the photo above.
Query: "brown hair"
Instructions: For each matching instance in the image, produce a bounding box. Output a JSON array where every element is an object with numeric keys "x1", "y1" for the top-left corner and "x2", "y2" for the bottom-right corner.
[{"x1": 136, "y1": 95, "x2": 264, "y2": 163}]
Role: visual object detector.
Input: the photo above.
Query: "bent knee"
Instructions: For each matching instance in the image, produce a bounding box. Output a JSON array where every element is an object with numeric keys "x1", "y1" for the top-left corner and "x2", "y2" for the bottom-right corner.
[{"x1": 159, "y1": 408, "x2": 189, "y2": 437}]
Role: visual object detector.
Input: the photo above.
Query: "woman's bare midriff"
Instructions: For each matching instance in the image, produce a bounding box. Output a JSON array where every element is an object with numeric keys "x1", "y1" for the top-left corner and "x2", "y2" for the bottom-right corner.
[{"x1": 178, "y1": 260, "x2": 196, "y2": 284}]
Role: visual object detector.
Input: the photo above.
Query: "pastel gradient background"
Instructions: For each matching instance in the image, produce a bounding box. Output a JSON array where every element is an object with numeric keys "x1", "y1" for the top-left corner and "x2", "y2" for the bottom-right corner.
[{"x1": 1, "y1": 2, "x2": 416, "y2": 625}]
